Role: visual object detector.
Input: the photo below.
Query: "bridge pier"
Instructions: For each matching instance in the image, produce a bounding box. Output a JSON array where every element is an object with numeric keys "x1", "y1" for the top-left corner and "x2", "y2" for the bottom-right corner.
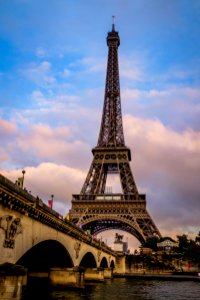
[
  {"x1": 49, "y1": 267, "x2": 85, "y2": 289},
  {"x1": 0, "y1": 263, "x2": 27, "y2": 300},
  {"x1": 84, "y1": 268, "x2": 104, "y2": 281},
  {"x1": 103, "y1": 268, "x2": 113, "y2": 279},
  {"x1": 114, "y1": 255, "x2": 126, "y2": 274}
]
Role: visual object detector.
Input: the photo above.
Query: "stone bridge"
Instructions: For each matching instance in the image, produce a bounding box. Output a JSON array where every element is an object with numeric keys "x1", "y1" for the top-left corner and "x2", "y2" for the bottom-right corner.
[
  {"x1": 0, "y1": 174, "x2": 117, "y2": 269},
  {"x1": 0, "y1": 174, "x2": 126, "y2": 297}
]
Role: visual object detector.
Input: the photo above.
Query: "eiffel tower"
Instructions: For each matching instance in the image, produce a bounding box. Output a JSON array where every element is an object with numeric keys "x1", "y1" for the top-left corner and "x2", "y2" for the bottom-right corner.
[{"x1": 70, "y1": 21, "x2": 161, "y2": 244}]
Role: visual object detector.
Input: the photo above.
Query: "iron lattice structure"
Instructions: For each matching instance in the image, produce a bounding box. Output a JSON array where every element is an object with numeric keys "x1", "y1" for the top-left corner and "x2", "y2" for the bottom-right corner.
[{"x1": 70, "y1": 23, "x2": 161, "y2": 244}]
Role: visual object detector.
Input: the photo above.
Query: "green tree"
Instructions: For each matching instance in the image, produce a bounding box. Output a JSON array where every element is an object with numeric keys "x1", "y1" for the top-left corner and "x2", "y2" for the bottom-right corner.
[
  {"x1": 177, "y1": 234, "x2": 196, "y2": 256},
  {"x1": 185, "y1": 244, "x2": 200, "y2": 263},
  {"x1": 143, "y1": 236, "x2": 160, "y2": 251},
  {"x1": 177, "y1": 234, "x2": 189, "y2": 254}
]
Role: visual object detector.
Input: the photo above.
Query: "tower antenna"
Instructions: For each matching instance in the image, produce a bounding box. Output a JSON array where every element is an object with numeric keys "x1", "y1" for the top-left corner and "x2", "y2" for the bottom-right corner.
[{"x1": 112, "y1": 15, "x2": 115, "y2": 31}]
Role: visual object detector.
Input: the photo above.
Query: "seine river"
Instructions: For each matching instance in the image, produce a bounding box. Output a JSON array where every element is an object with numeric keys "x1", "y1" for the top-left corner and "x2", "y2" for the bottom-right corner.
[{"x1": 23, "y1": 277, "x2": 200, "y2": 300}]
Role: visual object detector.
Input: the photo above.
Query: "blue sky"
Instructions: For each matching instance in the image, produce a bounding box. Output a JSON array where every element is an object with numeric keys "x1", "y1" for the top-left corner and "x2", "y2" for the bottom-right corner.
[{"x1": 0, "y1": 0, "x2": 200, "y2": 249}]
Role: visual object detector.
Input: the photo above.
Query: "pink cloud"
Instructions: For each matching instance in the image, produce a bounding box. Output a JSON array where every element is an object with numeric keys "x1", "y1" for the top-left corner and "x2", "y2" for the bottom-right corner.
[
  {"x1": 1, "y1": 162, "x2": 86, "y2": 214},
  {"x1": 121, "y1": 86, "x2": 200, "y2": 132},
  {"x1": 1, "y1": 112, "x2": 199, "y2": 243},
  {"x1": 15, "y1": 124, "x2": 91, "y2": 168},
  {"x1": 124, "y1": 115, "x2": 200, "y2": 236},
  {"x1": 0, "y1": 118, "x2": 17, "y2": 136},
  {"x1": 0, "y1": 119, "x2": 17, "y2": 164}
]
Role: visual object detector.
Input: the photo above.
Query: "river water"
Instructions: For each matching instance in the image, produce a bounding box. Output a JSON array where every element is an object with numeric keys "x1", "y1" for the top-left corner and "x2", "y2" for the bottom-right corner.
[{"x1": 22, "y1": 278, "x2": 200, "y2": 300}]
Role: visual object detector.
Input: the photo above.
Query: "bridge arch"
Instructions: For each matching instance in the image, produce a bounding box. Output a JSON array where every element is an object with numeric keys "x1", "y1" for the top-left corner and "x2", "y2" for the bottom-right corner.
[
  {"x1": 110, "y1": 259, "x2": 115, "y2": 268},
  {"x1": 17, "y1": 239, "x2": 73, "y2": 271},
  {"x1": 79, "y1": 251, "x2": 97, "y2": 268},
  {"x1": 100, "y1": 256, "x2": 108, "y2": 268}
]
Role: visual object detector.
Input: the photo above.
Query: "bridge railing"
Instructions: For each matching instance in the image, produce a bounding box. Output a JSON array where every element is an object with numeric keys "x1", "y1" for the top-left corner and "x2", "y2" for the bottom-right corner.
[
  {"x1": 0, "y1": 174, "x2": 62, "y2": 219},
  {"x1": 0, "y1": 174, "x2": 35, "y2": 203}
]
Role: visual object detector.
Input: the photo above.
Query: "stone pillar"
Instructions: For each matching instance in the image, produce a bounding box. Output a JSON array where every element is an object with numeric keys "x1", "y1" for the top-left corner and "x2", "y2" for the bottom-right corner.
[
  {"x1": 114, "y1": 255, "x2": 126, "y2": 274},
  {"x1": 49, "y1": 267, "x2": 85, "y2": 289},
  {"x1": 103, "y1": 268, "x2": 113, "y2": 279},
  {"x1": 0, "y1": 263, "x2": 27, "y2": 300},
  {"x1": 84, "y1": 268, "x2": 104, "y2": 281}
]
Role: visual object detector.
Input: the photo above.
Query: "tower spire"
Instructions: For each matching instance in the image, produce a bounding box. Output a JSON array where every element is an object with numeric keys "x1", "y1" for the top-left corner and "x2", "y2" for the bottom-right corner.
[
  {"x1": 98, "y1": 17, "x2": 122, "y2": 147},
  {"x1": 112, "y1": 15, "x2": 115, "y2": 31}
]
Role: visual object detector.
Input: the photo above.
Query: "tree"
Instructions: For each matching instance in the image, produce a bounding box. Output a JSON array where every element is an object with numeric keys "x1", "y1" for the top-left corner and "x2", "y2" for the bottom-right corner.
[
  {"x1": 143, "y1": 236, "x2": 160, "y2": 251},
  {"x1": 186, "y1": 244, "x2": 200, "y2": 263},
  {"x1": 177, "y1": 234, "x2": 189, "y2": 254}
]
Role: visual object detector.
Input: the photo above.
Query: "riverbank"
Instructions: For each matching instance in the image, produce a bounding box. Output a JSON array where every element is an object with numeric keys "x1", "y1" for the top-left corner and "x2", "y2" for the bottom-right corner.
[{"x1": 114, "y1": 272, "x2": 200, "y2": 282}]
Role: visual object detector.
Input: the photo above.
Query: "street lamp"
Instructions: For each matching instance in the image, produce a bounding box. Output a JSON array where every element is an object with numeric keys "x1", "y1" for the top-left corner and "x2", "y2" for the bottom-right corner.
[{"x1": 22, "y1": 169, "x2": 26, "y2": 188}]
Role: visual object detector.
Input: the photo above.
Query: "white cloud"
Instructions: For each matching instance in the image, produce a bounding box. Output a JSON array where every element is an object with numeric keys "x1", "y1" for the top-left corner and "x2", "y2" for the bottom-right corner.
[
  {"x1": 120, "y1": 54, "x2": 144, "y2": 81},
  {"x1": 158, "y1": 61, "x2": 200, "y2": 83},
  {"x1": 69, "y1": 56, "x2": 106, "y2": 74},
  {"x1": 31, "y1": 90, "x2": 80, "y2": 110},
  {"x1": 121, "y1": 86, "x2": 200, "y2": 130},
  {"x1": 20, "y1": 61, "x2": 56, "y2": 87},
  {"x1": 1, "y1": 162, "x2": 86, "y2": 214},
  {"x1": 63, "y1": 68, "x2": 71, "y2": 77},
  {"x1": 36, "y1": 47, "x2": 46, "y2": 57}
]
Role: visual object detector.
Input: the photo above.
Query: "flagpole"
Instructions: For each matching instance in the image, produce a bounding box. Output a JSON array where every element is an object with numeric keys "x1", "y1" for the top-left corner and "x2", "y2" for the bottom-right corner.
[{"x1": 51, "y1": 194, "x2": 54, "y2": 209}]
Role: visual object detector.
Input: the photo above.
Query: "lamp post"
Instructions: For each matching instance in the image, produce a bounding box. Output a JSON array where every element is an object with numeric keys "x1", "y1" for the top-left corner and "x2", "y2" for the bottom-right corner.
[{"x1": 22, "y1": 169, "x2": 26, "y2": 188}]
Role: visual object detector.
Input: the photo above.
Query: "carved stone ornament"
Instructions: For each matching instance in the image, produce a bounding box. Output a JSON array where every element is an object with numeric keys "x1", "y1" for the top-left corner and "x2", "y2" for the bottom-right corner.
[
  {"x1": 74, "y1": 241, "x2": 81, "y2": 259},
  {"x1": 97, "y1": 250, "x2": 101, "y2": 262},
  {"x1": 0, "y1": 215, "x2": 22, "y2": 249}
]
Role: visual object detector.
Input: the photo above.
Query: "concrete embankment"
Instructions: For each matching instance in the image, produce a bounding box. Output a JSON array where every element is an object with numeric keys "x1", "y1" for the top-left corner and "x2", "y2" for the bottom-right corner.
[{"x1": 114, "y1": 272, "x2": 200, "y2": 282}]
